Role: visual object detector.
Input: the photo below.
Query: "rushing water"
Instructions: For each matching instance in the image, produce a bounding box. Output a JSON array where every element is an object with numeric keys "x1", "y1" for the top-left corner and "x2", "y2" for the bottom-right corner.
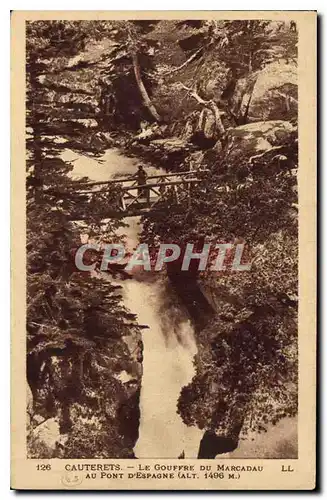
[
  {"x1": 66, "y1": 147, "x2": 202, "y2": 458},
  {"x1": 123, "y1": 276, "x2": 202, "y2": 458}
]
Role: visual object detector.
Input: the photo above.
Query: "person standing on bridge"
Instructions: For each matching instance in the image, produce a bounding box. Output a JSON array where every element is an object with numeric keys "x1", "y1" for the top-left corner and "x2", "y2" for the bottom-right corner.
[{"x1": 135, "y1": 165, "x2": 149, "y2": 201}]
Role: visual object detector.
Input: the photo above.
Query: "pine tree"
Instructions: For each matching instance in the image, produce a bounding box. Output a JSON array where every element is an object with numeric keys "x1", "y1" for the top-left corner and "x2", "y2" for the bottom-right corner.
[{"x1": 26, "y1": 21, "x2": 142, "y2": 458}]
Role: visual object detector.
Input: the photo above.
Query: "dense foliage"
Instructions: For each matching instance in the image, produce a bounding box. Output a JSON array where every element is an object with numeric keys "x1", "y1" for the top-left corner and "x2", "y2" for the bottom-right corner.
[
  {"x1": 138, "y1": 20, "x2": 298, "y2": 443},
  {"x1": 26, "y1": 19, "x2": 298, "y2": 457},
  {"x1": 26, "y1": 21, "x2": 143, "y2": 458}
]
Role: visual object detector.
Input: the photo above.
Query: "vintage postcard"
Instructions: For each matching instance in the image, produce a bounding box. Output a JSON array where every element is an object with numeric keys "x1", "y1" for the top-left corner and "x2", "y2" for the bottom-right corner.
[{"x1": 11, "y1": 10, "x2": 316, "y2": 490}]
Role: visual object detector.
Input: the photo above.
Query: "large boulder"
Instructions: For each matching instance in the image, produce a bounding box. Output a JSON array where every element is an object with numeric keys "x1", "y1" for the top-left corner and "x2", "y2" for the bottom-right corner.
[
  {"x1": 149, "y1": 137, "x2": 192, "y2": 154},
  {"x1": 180, "y1": 106, "x2": 224, "y2": 149},
  {"x1": 31, "y1": 417, "x2": 66, "y2": 451},
  {"x1": 242, "y1": 62, "x2": 297, "y2": 122},
  {"x1": 250, "y1": 62, "x2": 297, "y2": 121},
  {"x1": 223, "y1": 120, "x2": 296, "y2": 165},
  {"x1": 133, "y1": 123, "x2": 167, "y2": 144},
  {"x1": 198, "y1": 108, "x2": 216, "y2": 139},
  {"x1": 231, "y1": 62, "x2": 297, "y2": 124}
]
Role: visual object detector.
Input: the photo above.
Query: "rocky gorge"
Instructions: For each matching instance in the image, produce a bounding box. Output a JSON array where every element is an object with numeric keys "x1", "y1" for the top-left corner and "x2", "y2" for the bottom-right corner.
[{"x1": 26, "y1": 19, "x2": 298, "y2": 460}]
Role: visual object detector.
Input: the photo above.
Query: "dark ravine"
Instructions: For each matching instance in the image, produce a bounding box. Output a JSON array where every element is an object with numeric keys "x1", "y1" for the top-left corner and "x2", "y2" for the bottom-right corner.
[
  {"x1": 117, "y1": 388, "x2": 141, "y2": 452},
  {"x1": 167, "y1": 270, "x2": 216, "y2": 331},
  {"x1": 166, "y1": 264, "x2": 247, "y2": 457},
  {"x1": 197, "y1": 432, "x2": 238, "y2": 459}
]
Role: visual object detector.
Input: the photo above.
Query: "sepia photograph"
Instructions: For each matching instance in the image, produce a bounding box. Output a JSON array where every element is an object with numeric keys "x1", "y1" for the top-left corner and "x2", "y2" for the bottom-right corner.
[
  {"x1": 10, "y1": 10, "x2": 316, "y2": 490},
  {"x1": 25, "y1": 17, "x2": 299, "y2": 461}
]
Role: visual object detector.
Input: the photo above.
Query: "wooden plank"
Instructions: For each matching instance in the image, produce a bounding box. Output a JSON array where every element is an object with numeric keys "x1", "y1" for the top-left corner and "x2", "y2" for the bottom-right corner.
[
  {"x1": 77, "y1": 180, "x2": 201, "y2": 194},
  {"x1": 71, "y1": 170, "x2": 209, "y2": 189},
  {"x1": 120, "y1": 179, "x2": 200, "y2": 191}
]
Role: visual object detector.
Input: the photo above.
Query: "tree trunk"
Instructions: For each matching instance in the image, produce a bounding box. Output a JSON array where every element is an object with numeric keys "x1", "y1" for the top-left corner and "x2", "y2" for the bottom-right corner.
[
  {"x1": 131, "y1": 52, "x2": 161, "y2": 122},
  {"x1": 178, "y1": 83, "x2": 225, "y2": 140}
]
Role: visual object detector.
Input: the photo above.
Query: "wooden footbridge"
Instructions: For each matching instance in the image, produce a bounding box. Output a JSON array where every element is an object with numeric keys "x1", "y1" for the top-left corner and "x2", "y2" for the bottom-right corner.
[{"x1": 74, "y1": 170, "x2": 207, "y2": 217}]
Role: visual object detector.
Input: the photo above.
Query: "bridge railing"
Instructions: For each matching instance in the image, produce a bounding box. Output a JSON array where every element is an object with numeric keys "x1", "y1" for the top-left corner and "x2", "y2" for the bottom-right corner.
[
  {"x1": 72, "y1": 170, "x2": 209, "y2": 191},
  {"x1": 120, "y1": 178, "x2": 202, "y2": 211},
  {"x1": 70, "y1": 169, "x2": 209, "y2": 215}
]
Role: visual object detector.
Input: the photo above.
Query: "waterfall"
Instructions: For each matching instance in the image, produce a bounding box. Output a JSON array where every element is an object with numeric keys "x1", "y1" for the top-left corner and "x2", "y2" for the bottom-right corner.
[
  {"x1": 68, "y1": 147, "x2": 202, "y2": 458},
  {"x1": 122, "y1": 217, "x2": 202, "y2": 458},
  {"x1": 123, "y1": 278, "x2": 201, "y2": 458}
]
